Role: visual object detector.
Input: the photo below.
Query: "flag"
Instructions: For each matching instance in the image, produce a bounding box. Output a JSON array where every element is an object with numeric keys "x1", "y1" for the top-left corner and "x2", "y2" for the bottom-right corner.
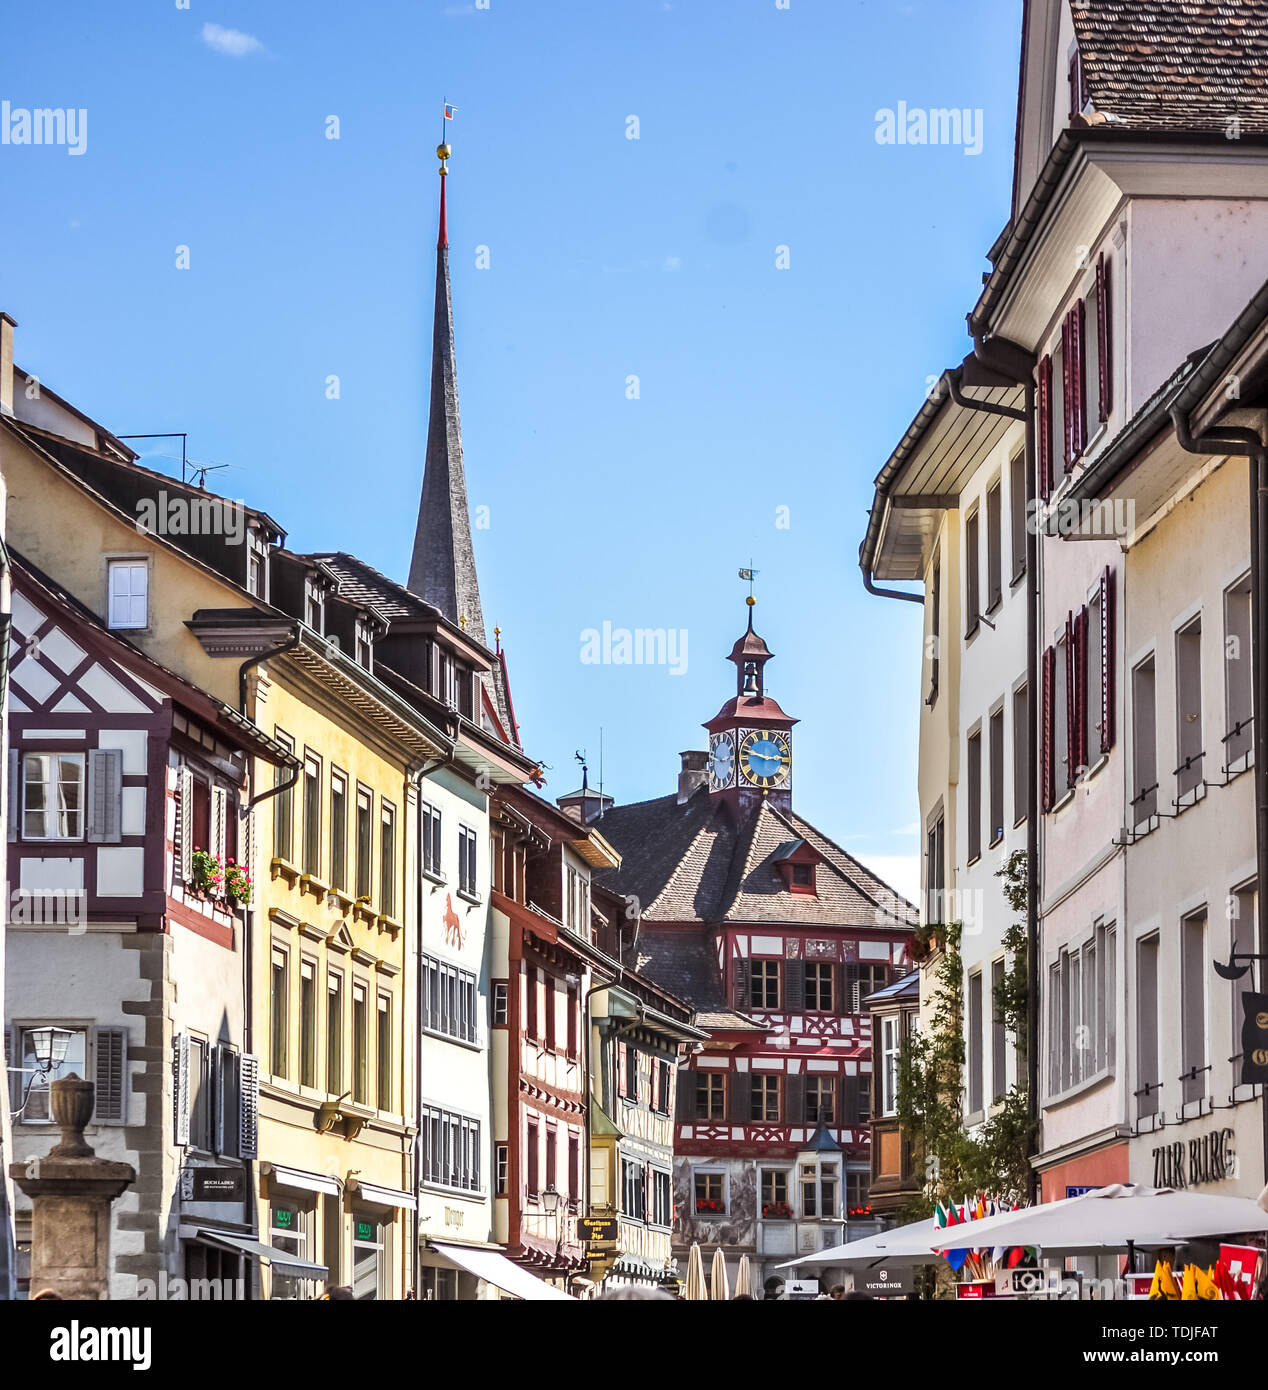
[
  {"x1": 1193, "y1": 1266, "x2": 1222, "y2": 1301},
  {"x1": 738, "y1": 568, "x2": 755, "y2": 581},
  {"x1": 1149, "y1": 1260, "x2": 1180, "y2": 1301},
  {"x1": 1180, "y1": 1263, "x2": 1199, "y2": 1301},
  {"x1": 444, "y1": 103, "x2": 458, "y2": 120}
]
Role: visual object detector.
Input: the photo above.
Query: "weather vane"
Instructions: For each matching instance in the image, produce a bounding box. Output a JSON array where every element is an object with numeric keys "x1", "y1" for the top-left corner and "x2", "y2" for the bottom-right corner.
[{"x1": 738, "y1": 563, "x2": 759, "y2": 600}]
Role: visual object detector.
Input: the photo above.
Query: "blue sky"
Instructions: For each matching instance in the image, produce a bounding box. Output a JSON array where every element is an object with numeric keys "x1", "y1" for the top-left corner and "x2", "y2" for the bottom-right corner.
[{"x1": 2, "y1": 0, "x2": 1021, "y2": 901}]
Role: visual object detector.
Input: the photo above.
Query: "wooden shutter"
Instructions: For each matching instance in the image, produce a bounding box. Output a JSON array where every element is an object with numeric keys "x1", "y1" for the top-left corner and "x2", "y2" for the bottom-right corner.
[
  {"x1": 92, "y1": 1026, "x2": 127, "y2": 1123},
  {"x1": 1038, "y1": 355, "x2": 1053, "y2": 501},
  {"x1": 842, "y1": 1072, "x2": 861, "y2": 1129},
  {"x1": 173, "y1": 1031, "x2": 190, "y2": 1146},
  {"x1": 783, "y1": 959, "x2": 805, "y2": 1013},
  {"x1": 784, "y1": 1072, "x2": 804, "y2": 1125},
  {"x1": 6, "y1": 1025, "x2": 20, "y2": 1111},
  {"x1": 1072, "y1": 297, "x2": 1087, "y2": 459},
  {"x1": 1065, "y1": 612, "x2": 1077, "y2": 788},
  {"x1": 1041, "y1": 645, "x2": 1056, "y2": 812},
  {"x1": 676, "y1": 1067, "x2": 695, "y2": 1121},
  {"x1": 1097, "y1": 253, "x2": 1112, "y2": 422},
  {"x1": 617, "y1": 1041, "x2": 628, "y2": 1099},
  {"x1": 732, "y1": 956, "x2": 750, "y2": 1009},
  {"x1": 7, "y1": 750, "x2": 18, "y2": 842},
  {"x1": 1101, "y1": 566, "x2": 1116, "y2": 753},
  {"x1": 178, "y1": 765, "x2": 194, "y2": 882},
  {"x1": 729, "y1": 1069, "x2": 751, "y2": 1123},
  {"x1": 1075, "y1": 606, "x2": 1090, "y2": 775},
  {"x1": 1061, "y1": 313, "x2": 1074, "y2": 471},
  {"x1": 86, "y1": 748, "x2": 123, "y2": 844},
  {"x1": 212, "y1": 785, "x2": 228, "y2": 869},
  {"x1": 650, "y1": 1058, "x2": 661, "y2": 1113},
  {"x1": 239, "y1": 1052, "x2": 260, "y2": 1159}
]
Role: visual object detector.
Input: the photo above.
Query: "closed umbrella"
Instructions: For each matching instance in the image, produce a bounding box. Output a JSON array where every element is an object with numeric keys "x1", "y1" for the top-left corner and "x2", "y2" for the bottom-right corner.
[
  {"x1": 710, "y1": 1246, "x2": 731, "y2": 1301},
  {"x1": 916, "y1": 1184, "x2": 1268, "y2": 1258},
  {"x1": 735, "y1": 1254, "x2": 753, "y2": 1298},
  {"x1": 683, "y1": 1242, "x2": 707, "y2": 1301}
]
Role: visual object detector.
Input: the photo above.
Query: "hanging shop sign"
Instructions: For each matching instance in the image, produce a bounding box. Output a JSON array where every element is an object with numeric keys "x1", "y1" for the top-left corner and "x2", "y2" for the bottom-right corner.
[
  {"x1": 180, "y1": 1166, "x2": 246, "y2": 1203},
  {"x1": 1151, "y1": 1127, "x2": 1236, "y2": 1189},
  {"x1": 858, "y1": 1267, "x2": 913, "y2": 1297},
  {"x1": 1240, "y1": 993, "x2": 1268, "y2": 1085},
  {"x1": 578, "y1": 1216, "x2": 618, "y2": 1243}
]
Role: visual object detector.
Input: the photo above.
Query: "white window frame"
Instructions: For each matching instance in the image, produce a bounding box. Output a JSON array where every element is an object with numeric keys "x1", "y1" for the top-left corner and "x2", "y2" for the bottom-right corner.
[
  {"x1": 106, "y1": 557, "x2": 149, "y2": 630},
  {"x1": 21, "y1": 751, "x2": 86, "y2": 842}
]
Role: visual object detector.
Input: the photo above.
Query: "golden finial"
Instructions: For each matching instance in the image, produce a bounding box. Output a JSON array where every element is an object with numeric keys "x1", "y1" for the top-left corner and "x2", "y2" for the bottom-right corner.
[
  {"x1": 437, "y1": 142, "x2": 451, "y2": 174},
  {"x1": 746, "y1": 595, "x2": 756, "y2": 608},
  {"x1": 458, "y1": 612, "x2": 468, "y2": 630}
]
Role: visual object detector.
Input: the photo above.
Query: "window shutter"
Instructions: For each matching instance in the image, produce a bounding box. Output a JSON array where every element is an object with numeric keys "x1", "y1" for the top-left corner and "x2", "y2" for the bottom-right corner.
[
  {"x1": 212, "y1": 785, "x2": 228, "y2": 869},
  {"x1": 92, "y1": 1026, "x2": 127, "y2": 1123},
  {"x1": 1061, "y1": 313, "x2": 1074, "y2": 471},
  {"x1": 1072, "y1": 298, "x2": 1087, "y2": 459},
  {"x1": 842, "y1": 1073, "x2": 861, "y2": 1129},
  {"x1": 784, "y1": 1072, "x2": 804, "y2": 1125},
  {"x1": 1097, "y1": 253, "x2": 1112, "y2": 422},
  {"x1": 676, "y1": 1067, "x2": 694, "y2": 1121},
  {"x1": 729, "y1": 1069, "x2": 751, "y2": 1124},
  {"x1": 1101, "y1": 566, "x2": 1116, "y2": 753},
  {"x1": 86, "y1": 748, "x2": 123, "y2": 845},
  {"x1": 173, "y1": 1031, "x2": 190, "y2": 1146},
  {"x1": 1065, "y1": 612, "x2": 1077, "y2": 788},
  {"x1": 650, "y1": 1058, "x2": 661, "y2": 1113},
  {"x1": 1037, "y1": 355, "x2": 1053, "y2": 500},
  {"x1": 783, "y1": 960, "x2": 805, "y2": 1013},
  {"x1": 1075, "y1": 606, "x2": 1090, "y2": 775},
  {"x1": 732, "y1": 956, "x2": 750, "y2": 1009},
  {"x1": 239, "y1": 1052, "x2": 260, "y2": 1158},
  {"x1": 617, "y1": 1041, "x2": 628, "y2": 1099},
  {"x1": 6, "y1": 1025, "x2": 21, "y2": 1112},
  {"x1": 7, "y1": 750, "x2": 18, "y2": 842},
  {"x1": 178, "y1": 765, "x2": 194, "y2": 882},
  {"x1": 1041, "y1": 646, "x2": 1056, "y2": 812}
]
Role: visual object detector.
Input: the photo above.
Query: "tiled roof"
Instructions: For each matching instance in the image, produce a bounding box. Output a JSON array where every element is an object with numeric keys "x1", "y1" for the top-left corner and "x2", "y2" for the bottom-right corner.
[
  {"x1": 309, "y1": 551, "x2": 441, "y2": 624},
  {"x1": 1074, "y1": 1, "x2": 1268, "y2": 132},
  {"x1": 595, "y1": 787, "x2": 915, "y2": 930},
  {"x1": 631, "y1": 929, "x2": 765, "y2": 1032}
]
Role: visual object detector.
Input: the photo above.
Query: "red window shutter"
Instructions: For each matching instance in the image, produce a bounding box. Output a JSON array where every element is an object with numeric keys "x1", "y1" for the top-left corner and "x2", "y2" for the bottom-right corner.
[
  {"x1": 1038, "y1": 354, "x2": 1053, "y2": 500},
  {"x1": 617, "y1": 1041, "x2": 627, "y2": 1099},
  {"x1": 1076, "y1": 605, "x2": 1090, "y2": 774},
  {"x1": 1073, "y1": 297, "x2": 1087, "y2": 460},
  {"x1": 1065, "y1": 612, "x2": 1077, "y2": 789},
  {"x1": 1061, "y1": 314, "x2": 1074, "y2": 472},
  {"x1": 1097, "y1": 254, "x2": 1112, "y2": 423},
  {"x1": 1101, "y1": 566, "x2": 1116, "y2": 753},
  {"x1": 1041, "y1": 645, "x2": 1056, "y2": 812}
]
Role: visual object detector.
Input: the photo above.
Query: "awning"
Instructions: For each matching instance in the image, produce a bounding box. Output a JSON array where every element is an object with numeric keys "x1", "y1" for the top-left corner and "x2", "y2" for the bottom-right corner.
[
  {"x1": 430, "y1": 1241, "x2": 575, "y2": 1301},
  {"x1": 261, "y1": 1163, "x2": 340, "y2": 1197},
  {"x1": 180, "y1": 1225, "x2": 327, "y2": 1282},
  {"x1": 347, "y1": 1180, "x2": 416, "y2": 1211}
]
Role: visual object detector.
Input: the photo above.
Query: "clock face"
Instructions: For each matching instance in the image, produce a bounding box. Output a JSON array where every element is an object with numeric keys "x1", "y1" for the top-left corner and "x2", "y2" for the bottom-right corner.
[
  {"x1": 709, "y1": 733, "x2": 736, "y2": 791},
  {"x1": 739, "y1": 729, "x2": 791, "y2": 788}
]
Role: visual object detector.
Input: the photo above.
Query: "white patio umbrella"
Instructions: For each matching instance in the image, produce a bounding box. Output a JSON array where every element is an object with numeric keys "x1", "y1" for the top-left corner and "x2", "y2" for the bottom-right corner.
[
  {"x1": 709, "y1": 1246, "x2": 731, "y2": 1300},
  {"x1": 775, "y1": 1215, "x2": 944, "y2": 1271},
  {"x1": 735, "y1": 1253, "x2": 754, "y2": 1298},
  {"x1": 683, "y1": 1242, "x2": 708, "y2": 1300},
  {"x1": 915, "y1": 1184, "x2": 1268, "y2": 1258}
]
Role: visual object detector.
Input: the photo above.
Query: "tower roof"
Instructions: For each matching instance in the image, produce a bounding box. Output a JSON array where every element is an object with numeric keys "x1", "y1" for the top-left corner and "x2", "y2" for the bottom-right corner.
[{"x1": 407, "y1": 147, "x2": 486, "y2": 644}]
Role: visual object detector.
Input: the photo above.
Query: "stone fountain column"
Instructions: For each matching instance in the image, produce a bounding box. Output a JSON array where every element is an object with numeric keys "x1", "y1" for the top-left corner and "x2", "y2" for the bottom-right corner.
[{"x1": 9, "y1": 1074, "x2": 136, "y2": 1299}]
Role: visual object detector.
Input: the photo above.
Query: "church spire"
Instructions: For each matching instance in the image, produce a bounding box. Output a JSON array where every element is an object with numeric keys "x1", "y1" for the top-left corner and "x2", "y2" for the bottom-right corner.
[{"x1": 407, "y1": 139, "x2": 486, "y2": 644}]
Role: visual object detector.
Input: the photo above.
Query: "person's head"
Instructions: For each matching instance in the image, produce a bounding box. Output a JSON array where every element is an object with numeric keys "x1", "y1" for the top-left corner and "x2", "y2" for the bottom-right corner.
[
  {"x1": 843, "y1": 1290, "x2": 874, "y2": 1300},
  {"x1": 733, "y1": 1293, "x2": 754, "y2": 1301},
  {"x1": 829, "y1": 1284, "x2": 846, "y2": 1300},
  {"x1": 323, "y1": 1284, "x2": 355, "y2": 1300},
  {"x1": 599, "y1": 1285, "x2": 673, "y2": 1301}
]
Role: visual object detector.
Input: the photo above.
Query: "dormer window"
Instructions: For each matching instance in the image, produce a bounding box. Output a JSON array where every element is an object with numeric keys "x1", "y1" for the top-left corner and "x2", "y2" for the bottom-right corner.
[
  {"x1": 304, "y1": 578, "x2": 326, "y2": 636},
  {"x1": 354, "y1": 617, "x2": 374, "y2": 671},
  {"x1": 775, "y1": 839, "x2": 821, "y2": 896},
  {"x1": 1068, "y1": 46, "x2": 1089, "y2": 120},
  {"x1": 247, "y1": 530, "x2": 270, "y2": 600}
]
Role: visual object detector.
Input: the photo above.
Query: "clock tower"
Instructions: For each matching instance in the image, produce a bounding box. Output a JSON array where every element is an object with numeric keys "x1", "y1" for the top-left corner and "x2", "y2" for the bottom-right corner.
[{"x1": 703, "y1": 597, "x2": 798, "y2": 816}]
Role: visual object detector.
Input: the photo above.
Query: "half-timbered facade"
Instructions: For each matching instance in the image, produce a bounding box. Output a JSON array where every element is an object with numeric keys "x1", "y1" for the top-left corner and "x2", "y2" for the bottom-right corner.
[
  {"x1": 3, "y1": 553, "x2": 292, "y2": 1298},
  {"x1": 595, "y1": 602, "x2": 915, "y2": 1292}
]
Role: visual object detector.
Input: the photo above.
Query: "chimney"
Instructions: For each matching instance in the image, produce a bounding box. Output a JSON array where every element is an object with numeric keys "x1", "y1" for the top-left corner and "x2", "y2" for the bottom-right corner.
[
  {"x1": 677, "y1": 750, "x2": 709, "y2": 804},
  {"x1": 0, "y1": 312, "x2": 16, "y2": 418}
]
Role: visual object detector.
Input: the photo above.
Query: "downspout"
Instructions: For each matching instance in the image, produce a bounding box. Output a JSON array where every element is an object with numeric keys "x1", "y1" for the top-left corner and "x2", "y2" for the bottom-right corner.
[
  {"x1": 861, "y1": 570, "x2": 924, "y2": 606},
  {"x1": 237, "y1": 628, "x2": 301, "y2": 1288},
  {"x1": 964, "y1": 333, "x2": 1041, "y2": 1202},
  {"x1": 1169, "y1": 407, "x2": 1268, "y2": 1186}
]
